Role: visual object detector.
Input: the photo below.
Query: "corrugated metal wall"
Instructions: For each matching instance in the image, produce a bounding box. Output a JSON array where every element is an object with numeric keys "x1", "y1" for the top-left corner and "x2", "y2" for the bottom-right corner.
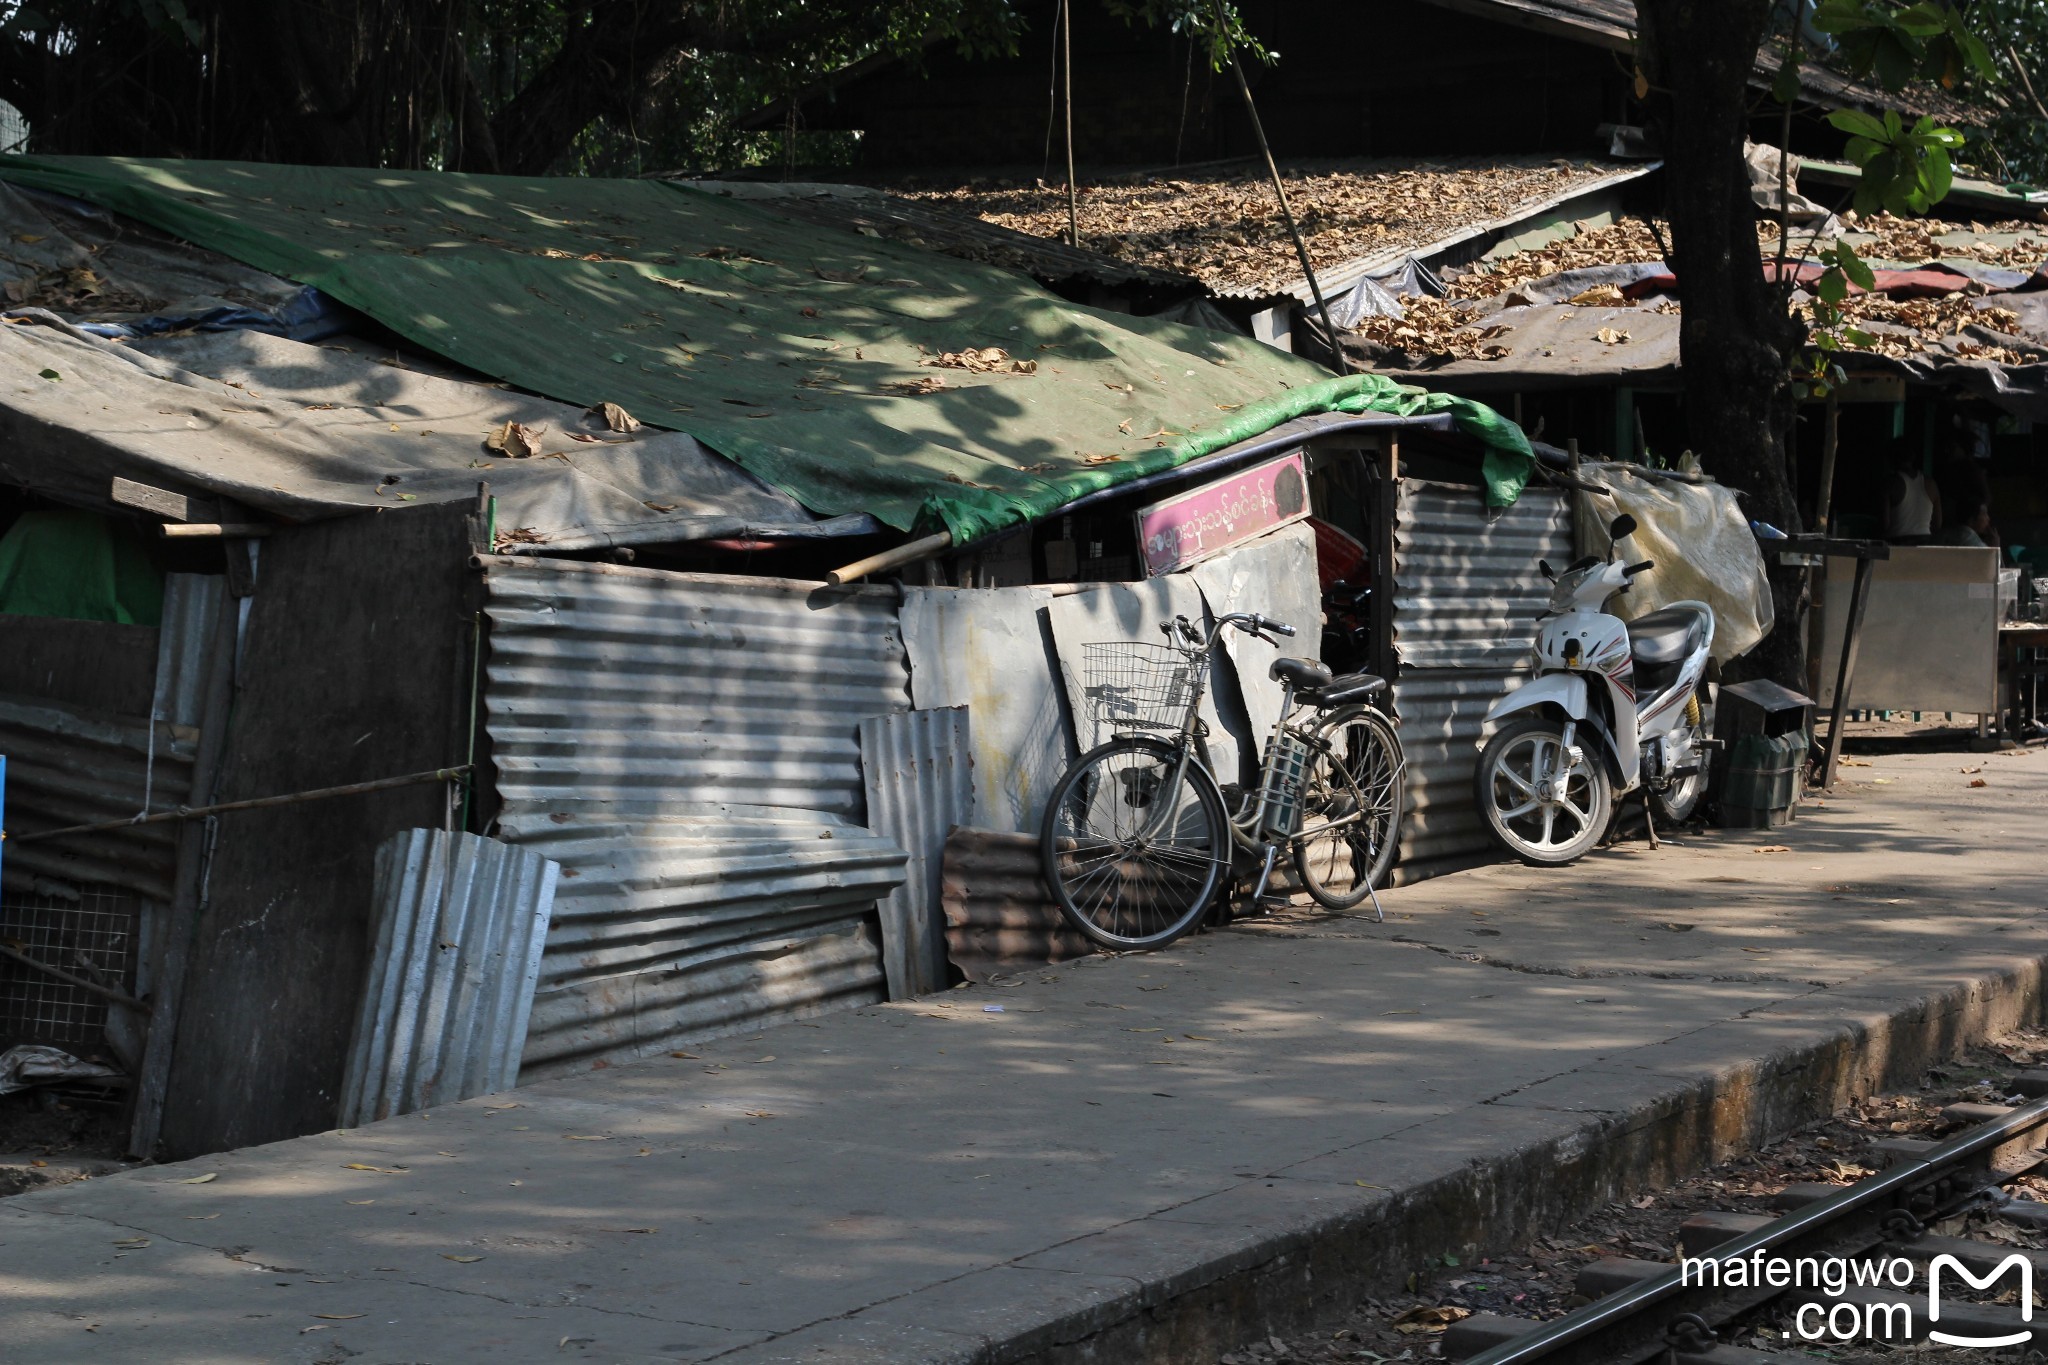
[
  {"x1": 859, "y1": 707, "x2": 973, "y2": 998},
  {"x1": 481, "y1": 558, "x2": 912, "y2": 1077},
  {"x1": 339, "y1": 829, "x2": 560, "y2": 1125},
  {"x1": 0, "y1": 575, "x2": 224, "y2": 901},
  {"x1": 1391, "y1": 480, "x2": 1571, "y2": 877}
]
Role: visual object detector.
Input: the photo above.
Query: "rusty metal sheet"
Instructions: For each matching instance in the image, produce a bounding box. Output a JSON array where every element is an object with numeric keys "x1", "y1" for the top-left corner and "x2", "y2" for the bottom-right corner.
[
  {"x1": 859, "y1": 707, "x2": 973, "y2": 999},
  {"x1": 339, "y1": 829, "x2": 560, "y2": 1125},
  {"x1": 939, "y1": 827, "x2": 1093, "y2": 983}
]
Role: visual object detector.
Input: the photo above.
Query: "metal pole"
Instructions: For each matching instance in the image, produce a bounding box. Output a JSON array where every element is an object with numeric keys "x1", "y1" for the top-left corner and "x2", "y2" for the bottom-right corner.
[
  {"x1": 0, "y1": 942, "x2": 150, "y2": 1013},
  {"x1": 1820, "y1": 554, "x2": 1874, "y2": 789},
  {"x1": 1061, "y1": 0, "x2": 1079, "y2": 249},
  {"x1": 9, "y1": 766, "x2": 473, "y2": 845},
  {"x1": 1212, "y1": 0, "x2": 1347, "y2": 375}
]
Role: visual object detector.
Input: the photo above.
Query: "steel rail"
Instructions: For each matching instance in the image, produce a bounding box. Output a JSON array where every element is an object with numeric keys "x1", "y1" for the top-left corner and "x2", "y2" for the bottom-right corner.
[{"x1": 1462, "y1": 1094, "x2": 2048, "y2": 1365}]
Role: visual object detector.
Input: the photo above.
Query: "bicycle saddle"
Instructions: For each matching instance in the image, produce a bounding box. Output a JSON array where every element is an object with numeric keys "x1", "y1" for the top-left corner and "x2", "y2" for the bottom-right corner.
[
  {"x1": 1270, "y1": 657, "x2": 1332, "y2": 690},
  {"x1": 1305, "y1": 672, "x2": 1387, "y2": 707}
]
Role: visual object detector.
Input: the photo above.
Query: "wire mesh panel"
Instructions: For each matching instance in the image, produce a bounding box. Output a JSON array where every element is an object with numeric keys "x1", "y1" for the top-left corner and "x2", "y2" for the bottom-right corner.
[
  {"x1": 0, "y1": 887, "x2": 139, "y2": 1049},
  {"x1": 1076, "y1": 641, "x2": 1207, "y2": 733}
]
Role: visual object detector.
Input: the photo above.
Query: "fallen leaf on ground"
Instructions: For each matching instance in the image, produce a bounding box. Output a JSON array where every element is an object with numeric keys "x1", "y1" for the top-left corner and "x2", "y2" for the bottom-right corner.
[
  {"x1": 1595, "y1": 327, "x2": 1631, "y2": 345},
  {"x1": 1754, "y1": 845, "x2": 1791, "y2": 853},
  {"x1": 342, "y1": 1163, "x2": 407, "y2": 1174},
  {"x1": 112, "y1": 1238, "x2": 150, "y2": 1248},
  {"x1": 752, "y1": 1055, "x2": 776, "y2": 1063},
  {"x1": 1083, "y1": 453, "x2": 1123, "y2": 465},
  {"x1": 442, "y1": 1254, "x2": 485, "y2": 1263},
  {"x1": 1970, "y1": 778, "x2": 1988, "y2": 788},
  {"x1": 564, "y1": 1134, "x2": 608, "y2": 1141},
  {"x1": 186, "y1": 1213, "x2": 221, "y2": 1220},
  {"x1": 881, "y1": 376, "x2": 946, "y2": 395},
  {"x1": 313, "y1": 1314, "x2": 364, "y2": 1321},
  {"x1": 1841, "y1": 757, "x2": 1873, "y2": 766},
  {"x1": 1392, "y1": 1305, "x2": 1472, "y2": 1334},
  {"x1": 179, "y1": 1173, "x2": 218, "y2": 1184},
  {"x1": 1383, "y1": 1009, "x2": 1420, "y2": 1015},
  {"x1": 1664, "y1": 922, "x2": 1695, "y2": 932},
  {"x1": 345, "y1": 1200, "x2": 375, "y2": 1206},
  {"x1": 1355, "y1": 1180, "x2": 1388, "y2": 1188},
  {"x1": 669, "y1": 1051, "x2": 700, "y2": 1059}
]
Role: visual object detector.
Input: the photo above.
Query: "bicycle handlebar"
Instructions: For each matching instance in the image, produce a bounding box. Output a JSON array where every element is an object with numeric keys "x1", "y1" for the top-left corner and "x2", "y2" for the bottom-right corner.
[{"x1": 1171, "y1": 612, "x2": 1296, "y2": 648}]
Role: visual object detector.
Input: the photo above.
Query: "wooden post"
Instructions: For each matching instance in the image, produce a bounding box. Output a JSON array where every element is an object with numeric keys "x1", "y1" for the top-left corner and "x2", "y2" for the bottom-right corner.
[
  {"x1": 1369, "y1": 436, "x2": 1400, "y2": 687},
  {"x1": 1813, "y1": 392, "x2": 1840, "y2": 534}
]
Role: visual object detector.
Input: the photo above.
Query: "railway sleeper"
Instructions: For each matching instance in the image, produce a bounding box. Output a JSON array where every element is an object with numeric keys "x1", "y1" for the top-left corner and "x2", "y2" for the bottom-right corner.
[{"x1": 1442, "y1": 1312, "x2": 1779, "y2": 1363}]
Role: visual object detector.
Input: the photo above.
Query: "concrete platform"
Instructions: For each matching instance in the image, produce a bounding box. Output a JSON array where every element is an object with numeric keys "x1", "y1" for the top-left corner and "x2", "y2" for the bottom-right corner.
[{"x1": 3, "y1": 746, "x2": 2045, "y2": 1363}]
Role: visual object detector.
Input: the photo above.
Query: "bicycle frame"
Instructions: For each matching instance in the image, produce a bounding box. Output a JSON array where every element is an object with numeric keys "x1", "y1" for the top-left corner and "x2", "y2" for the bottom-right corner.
[{"x1": 1118, "y1": 616, "x2": 1367, "y2": 863}]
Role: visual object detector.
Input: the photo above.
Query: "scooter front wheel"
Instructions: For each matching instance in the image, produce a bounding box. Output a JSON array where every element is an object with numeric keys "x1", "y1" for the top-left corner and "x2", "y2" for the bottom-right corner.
[{"x1": 1474, "y1": 715, "x2": 1613, "y2": 866}]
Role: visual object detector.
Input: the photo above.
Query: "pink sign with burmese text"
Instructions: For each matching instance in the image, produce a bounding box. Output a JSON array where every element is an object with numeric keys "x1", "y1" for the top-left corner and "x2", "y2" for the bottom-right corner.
[{"x1": 1135, "y1": 450, "x2": 1309, "y2": 577}]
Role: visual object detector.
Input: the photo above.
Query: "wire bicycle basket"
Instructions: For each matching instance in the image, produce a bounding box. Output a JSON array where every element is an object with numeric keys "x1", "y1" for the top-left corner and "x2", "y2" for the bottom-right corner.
[{"x1": 1077, "y1": 640, "x2": 1208, "y2": 733}]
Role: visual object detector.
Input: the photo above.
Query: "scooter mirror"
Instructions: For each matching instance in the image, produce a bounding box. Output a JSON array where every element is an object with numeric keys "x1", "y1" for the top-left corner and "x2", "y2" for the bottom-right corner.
[
  {"x1": 1609, "y1": 514, "x2": 1637, "y2": 540},
  {"x1": 1538, "y1": 559, "x2": 1555, "y2": 581}
]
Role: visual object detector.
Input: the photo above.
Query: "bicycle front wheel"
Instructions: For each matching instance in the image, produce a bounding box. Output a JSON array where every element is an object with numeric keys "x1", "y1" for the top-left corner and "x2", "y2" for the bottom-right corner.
[
  {"x1": 1293, "y1": 706, "x2": 1405, "y2": 908},
  {"x1": 1040, "y1": 736, "x2": 1229, "y2": 951}
]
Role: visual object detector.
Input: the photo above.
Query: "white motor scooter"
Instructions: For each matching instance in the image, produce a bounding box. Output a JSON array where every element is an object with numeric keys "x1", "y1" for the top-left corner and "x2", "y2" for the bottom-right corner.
[{"x1": 1473, "y1": 513, "x2": 1716, "y2": 866}]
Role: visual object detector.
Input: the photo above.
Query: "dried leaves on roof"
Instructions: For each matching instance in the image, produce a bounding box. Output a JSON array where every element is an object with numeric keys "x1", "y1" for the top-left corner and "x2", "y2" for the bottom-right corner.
[
  {"x1": 1446, "y1": 220, "x2": 1670, "y2": 299},
  {"x1": 1846, "y1": 212, "x2": 2048, "y2": 269},
  {"x1": 1348, "y1": 297, "x2": 1507, "y2": 362},
  {"x1": 891, "y1": 158, "x2": 1632, "y2": 294}
]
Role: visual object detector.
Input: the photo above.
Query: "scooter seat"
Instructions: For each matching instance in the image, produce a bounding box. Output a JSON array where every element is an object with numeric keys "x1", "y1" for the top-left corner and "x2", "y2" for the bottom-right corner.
[{"x1": 1626, "y1": 606, "x2": 1707, "y2": 668}]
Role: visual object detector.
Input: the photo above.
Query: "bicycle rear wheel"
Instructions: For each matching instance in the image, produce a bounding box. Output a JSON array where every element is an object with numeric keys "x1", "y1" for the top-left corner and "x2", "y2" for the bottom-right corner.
[
  {"x1": 1040, "y1": 736, "x2": 1228, "y2": 951},
  {"x1": 1293, "y1": 705, "x2": 1404, "y2": 908}
]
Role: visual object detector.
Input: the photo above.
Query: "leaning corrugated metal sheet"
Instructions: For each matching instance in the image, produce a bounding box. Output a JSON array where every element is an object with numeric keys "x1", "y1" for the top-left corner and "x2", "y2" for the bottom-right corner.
[
  {"x1": 0, "y1": 574, "x2": 222, "y2": 900},
  {"x1": 1390, "y1": 480, "x2": 1570, "y2": 879},
  {"x1": 859, "y1": 707, "x2": 973, "y2": 998},
  {"x1": 481, "y1": 557, "x2": 912, "y2": 1077},
  {"x1": 939, "y1": 827, "x2": 1093, "y2": 983},
  {"x1": 338, "y1": 829, "x2": 559, "y2": 1126}
]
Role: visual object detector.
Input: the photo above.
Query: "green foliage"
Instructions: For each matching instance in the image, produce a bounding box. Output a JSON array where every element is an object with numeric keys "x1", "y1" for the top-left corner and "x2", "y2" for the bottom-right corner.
[
  {"x1": 1826, "y1": 107, "x2": 1965, "y2": 214},
  {"x1": 1106, "y1": 1, "x2": 1272, "y2": 70},
  {"x1": 1812, "y1": 0, "x2": 1995, "y2": 90},
  {"x1": 1794, "y1": 242, "x2": 1875, "y2": 399}
]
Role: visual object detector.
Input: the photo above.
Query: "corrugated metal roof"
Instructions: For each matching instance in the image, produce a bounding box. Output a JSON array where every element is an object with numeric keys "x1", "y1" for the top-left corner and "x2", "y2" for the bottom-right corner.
[
  {"x1": 680, "y1": 180, "x2": 1202, "y2": 293},
  {"x1": 481, "y1": 556, "x2": 913, "y2": 1076},
  {"x1": 859, "y1": 707, "x2": 974, "y2": 998},
  {"x1": 1419, "y1": 0, "x2": 1987, "y2": 124},
  {"x1": 939, "y1": 827, "x2": 1093, "y2": 982},
  {"x1": 1389, "y1": 480, "x2": 1571, "y2": 878},
  {"x1": 339, "y1": 829, "x2": 560, "y2": 1126}
]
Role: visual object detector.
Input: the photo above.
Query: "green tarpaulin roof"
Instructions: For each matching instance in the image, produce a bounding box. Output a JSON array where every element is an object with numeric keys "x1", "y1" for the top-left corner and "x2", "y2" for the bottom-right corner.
[{"x1": 0, "y1": 157, "x2": 1532, "y2": 539}]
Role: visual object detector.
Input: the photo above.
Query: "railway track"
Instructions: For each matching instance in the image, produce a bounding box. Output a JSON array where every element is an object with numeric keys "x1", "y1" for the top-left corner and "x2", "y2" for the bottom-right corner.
[{"x1": 1447, "y1": 1078, "x2": 2048, "y2": 1364}]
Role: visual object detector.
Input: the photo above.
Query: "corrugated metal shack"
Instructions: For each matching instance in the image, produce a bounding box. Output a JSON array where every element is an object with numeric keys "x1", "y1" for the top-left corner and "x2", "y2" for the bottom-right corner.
[{"x1": 0, "y1": 158, "x2": 1536, "y2": 1159}]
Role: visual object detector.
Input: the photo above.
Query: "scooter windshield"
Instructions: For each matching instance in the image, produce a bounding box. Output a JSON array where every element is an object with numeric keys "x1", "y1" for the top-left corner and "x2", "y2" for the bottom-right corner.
[{"x1": 1548, "y1": 564, "x2": 1599, "y2": 613}]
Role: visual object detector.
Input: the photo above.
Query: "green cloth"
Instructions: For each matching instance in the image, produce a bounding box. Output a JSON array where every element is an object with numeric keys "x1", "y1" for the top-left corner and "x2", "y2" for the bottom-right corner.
[
  {"x1": 0, "y1": 510, "x2": 164, "y2": 625},
  {"x1": 0, "y1": 157, "x2": 1533, "y2": 539}
]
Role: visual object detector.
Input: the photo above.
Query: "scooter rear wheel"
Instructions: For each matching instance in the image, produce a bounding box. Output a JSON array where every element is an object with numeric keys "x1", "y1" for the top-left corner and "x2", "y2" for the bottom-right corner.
[{"x1": 1474, "y1": 715, "x2": 1613, "y2": 866}]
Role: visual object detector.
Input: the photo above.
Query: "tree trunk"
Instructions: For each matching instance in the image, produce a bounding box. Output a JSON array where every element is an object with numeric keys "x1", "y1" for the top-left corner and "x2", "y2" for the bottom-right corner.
[{"x1": 1636, "y1": 0, "x2": 1809, "y2": 689}]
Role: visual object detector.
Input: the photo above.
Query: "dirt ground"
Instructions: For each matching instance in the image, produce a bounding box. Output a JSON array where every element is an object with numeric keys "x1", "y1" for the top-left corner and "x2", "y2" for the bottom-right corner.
[{"x1": 1227, "y1": 1030, "x2": 2048, "y2": 1365}]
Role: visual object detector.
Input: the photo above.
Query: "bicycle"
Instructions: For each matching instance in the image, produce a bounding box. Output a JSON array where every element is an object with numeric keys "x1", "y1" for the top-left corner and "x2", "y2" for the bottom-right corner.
[{"x1": 1039, "y1": 611, "x2": 1407, "y2": 951}]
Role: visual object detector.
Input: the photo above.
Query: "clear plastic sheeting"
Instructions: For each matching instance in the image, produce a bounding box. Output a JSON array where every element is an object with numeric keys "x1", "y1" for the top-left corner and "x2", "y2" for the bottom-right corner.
[{"x1": 1576, "y1": 463, "x2": 1774, "y2": 664}]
